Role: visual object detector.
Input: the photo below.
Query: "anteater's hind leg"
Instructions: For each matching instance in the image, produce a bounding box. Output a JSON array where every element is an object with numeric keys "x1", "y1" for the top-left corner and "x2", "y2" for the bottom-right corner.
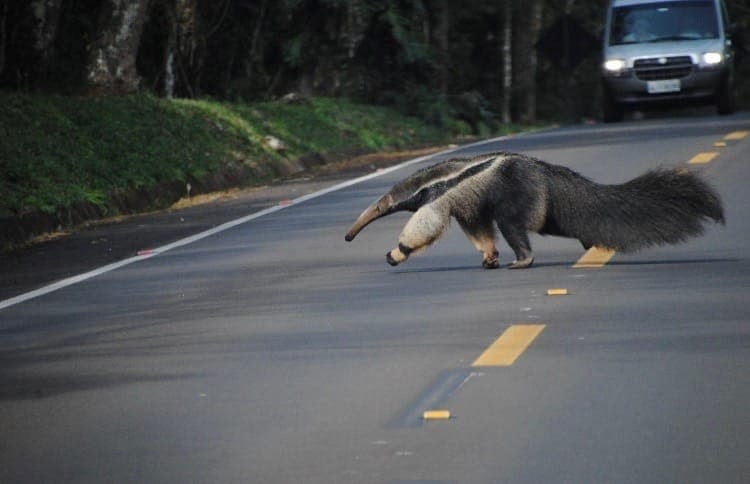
[
  {"x1": 457, "y1": 219, "x2": 499, "y2": 269},
  {"x1": 498, "y1": 224, "x2": 534, "y2": 269}
]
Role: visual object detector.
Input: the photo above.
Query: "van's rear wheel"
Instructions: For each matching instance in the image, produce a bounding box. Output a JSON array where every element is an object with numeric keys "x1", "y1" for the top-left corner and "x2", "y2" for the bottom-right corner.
[
  {"x1": 602, "y1": 93, "x2": 624, "y2": 122},
  {"x1": 717, "y1": 75, "x2": 735, "y2": 115}
]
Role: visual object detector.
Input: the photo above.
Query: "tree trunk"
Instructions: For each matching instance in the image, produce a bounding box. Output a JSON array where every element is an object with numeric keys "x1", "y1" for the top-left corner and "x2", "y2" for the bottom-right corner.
[
  {"x1": 345, "y1": 0, "x2": 368, "y2": 60},
  {"x1": 500, "y1": 0, "x2": 513, "y2": 124},
  {"x1": 435, "y1": 0, "x2": 449, "y2": 96},
  {"x1": 517, "y1": 0, "x2": 542, "y2": 123},
  {"x1": 30, "y1": 0, "x2": 64, "y2": 82},
  {"x1": 165, "y1": 42, "x2": 175, "y2": 98},
  {"x1": 0, "y1": 0, "x2": 7, "y2": 78},
  {"x1": 175, "y1": 0, "x2": 201, "y2": 97},
  {"x1": 29, "y1": 0, "x2": 62, "y2": 68},
  {"x1": 242, "y1": 0, "x2": 269, "y2": 86},
  {"x1": 86, "y1": 0, "x2": 151, "y2": 94},
  {"x1": 163, "y1": 0, "x2": 179, "y2": 98}
]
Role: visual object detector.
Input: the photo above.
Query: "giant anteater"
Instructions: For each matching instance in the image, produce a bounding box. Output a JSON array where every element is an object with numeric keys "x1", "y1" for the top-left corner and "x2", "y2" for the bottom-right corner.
[{"x1": 345, "y1": 152, "x2": 724, "y2": 268}]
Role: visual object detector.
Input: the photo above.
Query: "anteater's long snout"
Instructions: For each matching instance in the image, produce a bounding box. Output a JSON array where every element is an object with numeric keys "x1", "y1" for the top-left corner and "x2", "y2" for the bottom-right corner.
[{"x1": 345, "y1": 195, "x2": 393, "y2": 241}]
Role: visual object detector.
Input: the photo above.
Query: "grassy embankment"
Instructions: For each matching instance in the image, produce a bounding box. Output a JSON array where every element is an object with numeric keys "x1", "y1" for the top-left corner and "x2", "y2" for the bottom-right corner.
[{"x1": 0, "y1": 93, "x2": 521, "y2": 249}]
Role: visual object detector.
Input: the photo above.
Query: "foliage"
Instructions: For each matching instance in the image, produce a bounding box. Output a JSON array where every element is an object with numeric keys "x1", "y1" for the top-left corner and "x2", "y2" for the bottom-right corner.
[
  {"x1": 2, "y1": 0, "x2": 749, "y2": 122},
  {"x1": 0, "y1": 92, "x2": 467, "y2": 221}
]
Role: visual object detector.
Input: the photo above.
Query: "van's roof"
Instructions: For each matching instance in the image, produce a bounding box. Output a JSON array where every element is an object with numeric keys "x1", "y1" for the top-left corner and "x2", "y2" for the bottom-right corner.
[{"x1": 612, "y1": 0, "x2": 713, "y2": 7}]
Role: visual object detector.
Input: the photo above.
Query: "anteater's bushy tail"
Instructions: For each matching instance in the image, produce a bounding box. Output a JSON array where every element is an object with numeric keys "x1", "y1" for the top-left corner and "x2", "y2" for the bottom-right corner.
[{"x1": 549, "y1": 167, "x2": 725, "y2": 252}]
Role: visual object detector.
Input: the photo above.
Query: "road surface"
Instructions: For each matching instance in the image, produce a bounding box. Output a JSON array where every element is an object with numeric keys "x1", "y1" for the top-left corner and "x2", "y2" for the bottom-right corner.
[{"x1": 2, "y1": 113, "x2": 749, "y2": 483}]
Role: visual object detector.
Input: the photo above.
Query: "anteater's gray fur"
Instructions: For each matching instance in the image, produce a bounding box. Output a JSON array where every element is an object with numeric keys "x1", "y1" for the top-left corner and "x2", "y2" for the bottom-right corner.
[{"x1": 345, "y1": 152, "x2": 724, "y2": 268}]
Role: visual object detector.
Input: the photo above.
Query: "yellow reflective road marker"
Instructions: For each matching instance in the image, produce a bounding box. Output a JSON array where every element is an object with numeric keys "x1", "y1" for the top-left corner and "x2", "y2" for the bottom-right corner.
[
  {"x1": 688, "y1": 152, "x2": 718, "y2": 165},
  {"x1": 546, "y1": 288, "x2": 568, "y2": 296},
  {"x1": 713, "y1": 141, "x2": 727, "y2": 148},
  {"x1": 472, "y1": 324, "x2": 546, "y2": 367},
  {"x1": 573, "y1": 246, "x2": 615, "y2": 268},
  {"x1": 724, "y1": 130, "x2": 749, "y2": 141},
  {"x1": 423, "y1": 410, "x2": 451, "y2": 420}
]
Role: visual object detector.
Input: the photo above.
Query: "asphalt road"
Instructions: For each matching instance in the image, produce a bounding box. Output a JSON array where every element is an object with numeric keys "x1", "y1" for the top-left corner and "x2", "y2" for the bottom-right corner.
[{"x1": 2, "y1": 113, "x2": 749, "y2": 483}]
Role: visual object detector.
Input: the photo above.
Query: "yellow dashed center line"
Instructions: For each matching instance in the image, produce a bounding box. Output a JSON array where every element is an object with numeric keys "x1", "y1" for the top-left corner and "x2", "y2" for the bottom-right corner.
[
  {"x1": 687, "y1": 152, "x2": 719, "y2": 165},
  {"x1": 573, "y1": 246, "x2": 616, "y2": 268},
  {"x1": 472, "y1": 324, "x2": 545, "y2": 367},
  {"x1": 724, "y1": 130, "x2": 748, "y2": 141}
]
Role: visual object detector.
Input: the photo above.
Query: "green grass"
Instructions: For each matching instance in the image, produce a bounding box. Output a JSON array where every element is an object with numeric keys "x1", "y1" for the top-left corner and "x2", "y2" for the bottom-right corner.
[
  {"x1": 0, "y1": 92, "x2": 532, "y2": 245},
  {"x1": 0, "y1": 93, "x2": 471, "y2": 221}
]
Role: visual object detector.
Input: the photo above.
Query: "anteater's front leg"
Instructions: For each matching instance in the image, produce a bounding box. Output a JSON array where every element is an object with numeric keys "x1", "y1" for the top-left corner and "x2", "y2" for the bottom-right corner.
[{"x1": 387, "y1": 204, "x2": 449, "y2": 266}]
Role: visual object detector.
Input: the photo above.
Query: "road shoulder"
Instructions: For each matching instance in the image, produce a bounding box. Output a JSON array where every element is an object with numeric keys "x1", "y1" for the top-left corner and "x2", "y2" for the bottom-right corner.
[{"x1": 0, "y1": 147, "x2": 448, "y2": 301}]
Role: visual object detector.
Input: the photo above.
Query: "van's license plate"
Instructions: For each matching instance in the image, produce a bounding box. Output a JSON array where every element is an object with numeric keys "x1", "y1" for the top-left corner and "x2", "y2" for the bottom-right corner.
[{"x1": 647, "y1": 79, "x2": 681, "y2": 94}]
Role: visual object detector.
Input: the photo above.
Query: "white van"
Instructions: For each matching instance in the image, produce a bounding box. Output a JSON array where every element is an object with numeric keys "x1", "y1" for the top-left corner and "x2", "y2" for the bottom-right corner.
[{"x1": 601, "y1": 0, "x2": 735, "y2": 121}]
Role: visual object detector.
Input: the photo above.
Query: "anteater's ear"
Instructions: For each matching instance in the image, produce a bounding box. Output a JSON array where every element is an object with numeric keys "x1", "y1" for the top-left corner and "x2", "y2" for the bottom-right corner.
[{"x1": 345, "y1": 193, "x2": 396, "y2": 241}]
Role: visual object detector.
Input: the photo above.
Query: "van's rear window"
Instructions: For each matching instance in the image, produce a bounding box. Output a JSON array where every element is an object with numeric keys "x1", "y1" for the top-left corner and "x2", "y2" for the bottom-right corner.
[{"x1": 610, "y1": 1, "x2": 719, "y2": 45}]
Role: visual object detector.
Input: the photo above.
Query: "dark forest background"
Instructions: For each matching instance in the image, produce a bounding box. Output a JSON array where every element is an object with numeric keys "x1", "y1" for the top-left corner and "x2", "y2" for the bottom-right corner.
[{"x1": 2, "y1": 0, "x2": 749, "y2": 124}]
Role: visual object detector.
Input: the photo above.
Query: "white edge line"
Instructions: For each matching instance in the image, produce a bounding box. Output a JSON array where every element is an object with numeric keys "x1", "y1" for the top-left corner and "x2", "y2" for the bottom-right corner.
[{"x1": 0, "y1": 133, "x2": 525, "y2": 312}]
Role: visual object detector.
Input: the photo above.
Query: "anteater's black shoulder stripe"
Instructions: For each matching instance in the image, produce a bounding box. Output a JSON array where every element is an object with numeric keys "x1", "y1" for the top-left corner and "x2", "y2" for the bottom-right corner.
[
  {"x1": 391, "y1": 155, "x2": 500, "y2": 211},
  {"x1": 429, "y1": 158, "x2": 495, "y2": 195},
  {"x1": 453, "y1": 158, "x2": 496, "y2": 186}
]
